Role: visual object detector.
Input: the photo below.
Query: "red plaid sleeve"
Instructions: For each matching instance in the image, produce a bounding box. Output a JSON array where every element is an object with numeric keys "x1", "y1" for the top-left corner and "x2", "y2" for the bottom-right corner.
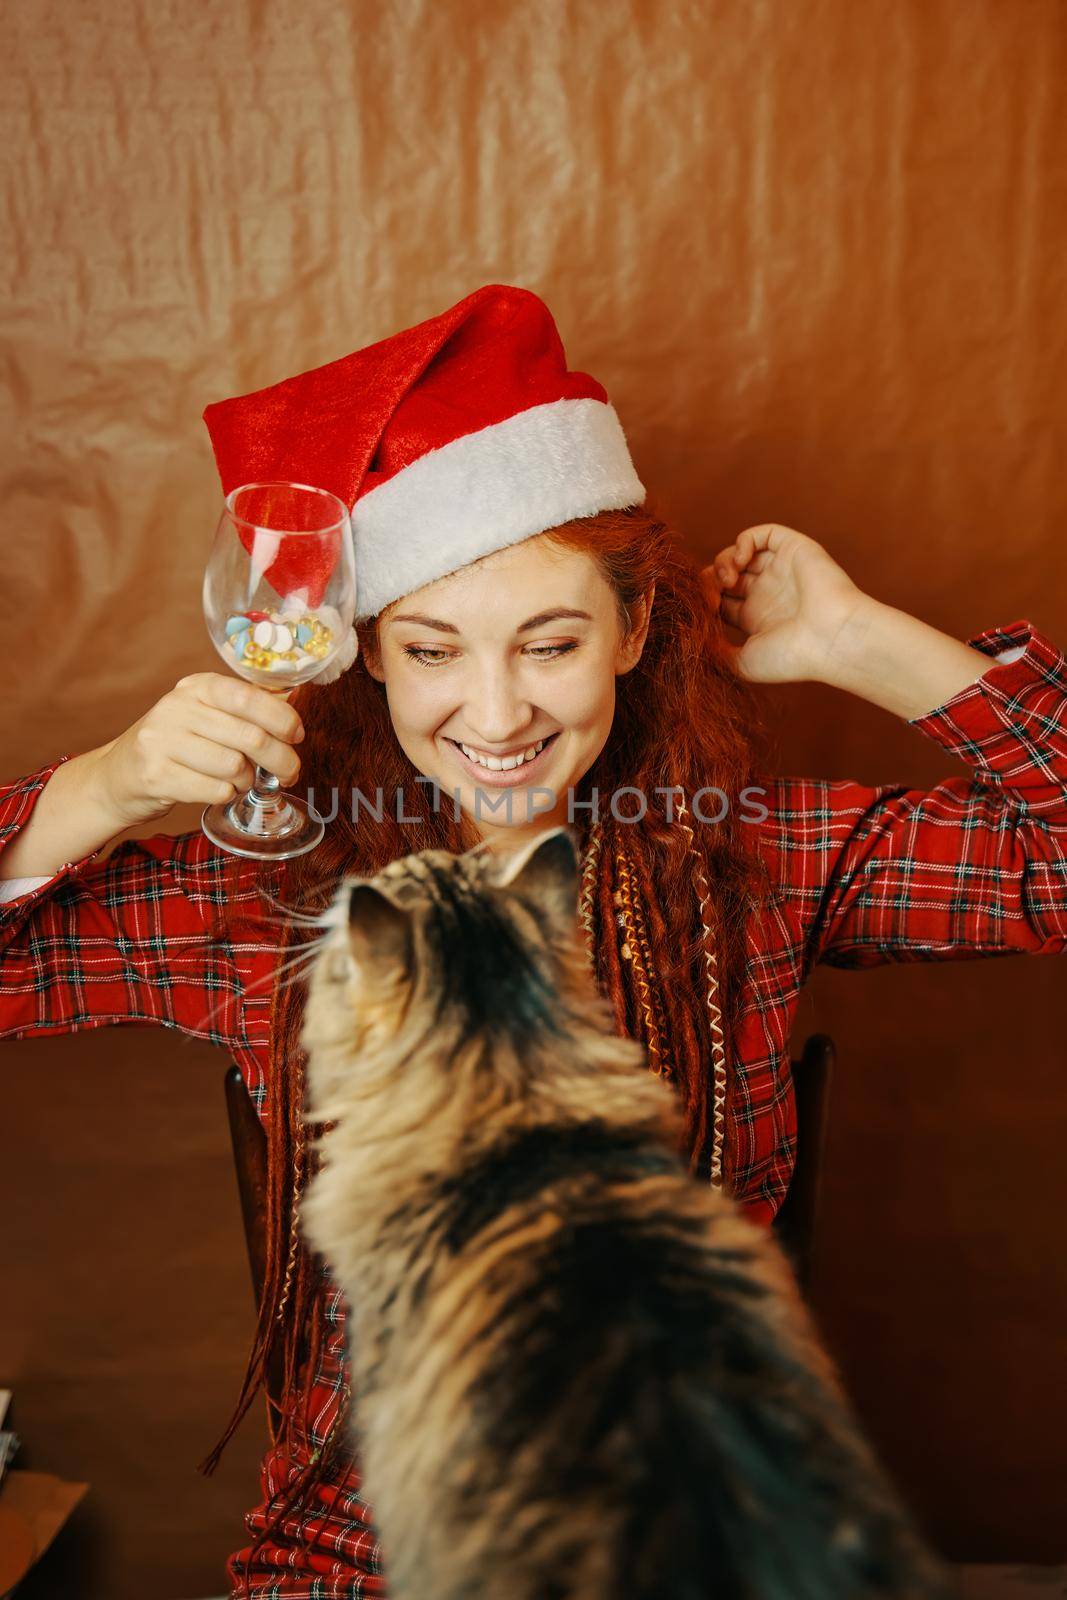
[
  {"x1": 0, "y1": 754, "x2": 258, "y2": 1051},
  {"x1": 758, "y1": 618, "x2": 1067, "y2": 973}
]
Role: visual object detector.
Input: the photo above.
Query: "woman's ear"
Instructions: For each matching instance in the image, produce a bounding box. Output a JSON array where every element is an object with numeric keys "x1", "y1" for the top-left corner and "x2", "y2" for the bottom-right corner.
[
  {"x1": 362, "y1": 628, "x2": 385, "y2": 682},
  {"x1": 616, "y1": 583, "x2": 655, "y2": 675}
]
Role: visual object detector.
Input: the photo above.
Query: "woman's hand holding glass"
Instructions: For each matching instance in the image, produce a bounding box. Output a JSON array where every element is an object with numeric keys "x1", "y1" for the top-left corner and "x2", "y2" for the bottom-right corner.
[
  {"x1": 200, "y1": 481, "x2": 356, "y2": 858},
  {"x1": 92, "y1": 673, "x2": 308, "y2": 831}
]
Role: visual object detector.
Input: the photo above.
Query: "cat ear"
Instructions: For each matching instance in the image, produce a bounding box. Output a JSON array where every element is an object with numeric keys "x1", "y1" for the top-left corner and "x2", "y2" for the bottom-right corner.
[
  {"x1": 494, "y1": 826, "x2": 581, "y2": 927},
  {"x1": 346, "y1": 882, "x2": 414, "y2": 975}
]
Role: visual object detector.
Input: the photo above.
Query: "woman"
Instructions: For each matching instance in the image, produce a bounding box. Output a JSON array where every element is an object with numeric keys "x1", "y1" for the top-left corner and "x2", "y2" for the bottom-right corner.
[{"x1": 2, "y1": 283, "x2": 1064, "y2": 1598}]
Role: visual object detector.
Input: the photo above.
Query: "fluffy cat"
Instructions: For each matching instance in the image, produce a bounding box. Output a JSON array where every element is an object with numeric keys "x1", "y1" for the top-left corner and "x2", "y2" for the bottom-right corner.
[{"x1": 298, "y1": 826, "x2": 950, "y2": 1599}]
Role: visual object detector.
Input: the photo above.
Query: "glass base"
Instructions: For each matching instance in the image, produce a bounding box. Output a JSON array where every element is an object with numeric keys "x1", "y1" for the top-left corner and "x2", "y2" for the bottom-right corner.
[{"x1": 201, "y1": 788, "x2": 325, "y2": 860}]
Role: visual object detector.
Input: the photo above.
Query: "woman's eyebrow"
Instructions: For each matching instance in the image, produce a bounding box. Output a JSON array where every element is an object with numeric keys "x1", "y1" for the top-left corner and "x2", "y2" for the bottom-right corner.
[{"x1": 387, "y1": 607, "x2": 593, "y2": 634}]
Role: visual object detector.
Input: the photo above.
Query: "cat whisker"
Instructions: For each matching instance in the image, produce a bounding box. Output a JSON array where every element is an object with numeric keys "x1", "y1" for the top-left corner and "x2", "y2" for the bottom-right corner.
[
  {"x1": 255, "y1": 891, "x2": 340, "y2": 929},
  {"x1": 182, "y1": 933, "x2": 333, "y2": 1039},
  {"x1": 255, "y1": 910, "x2": 334, "y2": 934},
  {"x1": 273, "y1": 947, "x2": 334, "y2": 997},
  {"x1": 267, "y1": 934, "x2": 334, "y2": 982}
]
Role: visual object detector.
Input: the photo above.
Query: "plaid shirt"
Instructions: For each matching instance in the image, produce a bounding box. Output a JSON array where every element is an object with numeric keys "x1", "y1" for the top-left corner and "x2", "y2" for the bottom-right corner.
[{"x1": 2, "y1": 615, "x2": 1065, "y2": 1597}]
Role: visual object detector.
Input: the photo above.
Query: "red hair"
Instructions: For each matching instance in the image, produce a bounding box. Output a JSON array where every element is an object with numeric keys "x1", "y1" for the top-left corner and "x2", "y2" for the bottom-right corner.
[{"x1": 199, "y1": 498, "x2": 775, "y2": 1580}]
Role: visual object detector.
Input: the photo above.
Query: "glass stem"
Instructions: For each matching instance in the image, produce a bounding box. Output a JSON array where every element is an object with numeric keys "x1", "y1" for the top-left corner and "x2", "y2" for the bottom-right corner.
[
  {"x1": 250, "y1": 764, "x2": 282, "y2": 805},
  {"x1": 234, "y1": 764, "x2": 296, "y2": 835}
]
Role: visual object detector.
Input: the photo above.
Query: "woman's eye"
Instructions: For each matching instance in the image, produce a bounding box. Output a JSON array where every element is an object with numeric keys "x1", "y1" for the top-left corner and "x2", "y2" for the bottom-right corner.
[
  {"x1": 527, "y1": 643, "x2": 578, "y2": 660},
  {"x1": 402, "y1": 643, "x2": 578, "y2": 668},
  {"x1": 403, "y1": 646, "x2": 453, "y2": 666}
]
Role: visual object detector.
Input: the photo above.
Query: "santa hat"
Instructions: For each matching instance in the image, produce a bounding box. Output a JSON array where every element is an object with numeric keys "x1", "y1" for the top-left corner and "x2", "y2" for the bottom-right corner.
[{"x1": 202, "y1": 283, "x2": 645, "y2": 677}]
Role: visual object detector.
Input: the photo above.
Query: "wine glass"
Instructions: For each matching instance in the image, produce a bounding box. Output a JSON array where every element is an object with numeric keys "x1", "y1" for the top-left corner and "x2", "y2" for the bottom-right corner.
[{"x1": 201, "y1": 480, "x2": 356, "y2": 859}]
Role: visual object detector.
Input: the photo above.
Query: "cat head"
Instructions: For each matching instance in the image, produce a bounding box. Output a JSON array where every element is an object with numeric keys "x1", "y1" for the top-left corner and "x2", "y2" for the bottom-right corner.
[
  {"x1": 300, "y1": 826, "x2": 620, "y2": 1124},
  {"x1": 343, "y1": 824, "x2": 582, "y2": 979}
]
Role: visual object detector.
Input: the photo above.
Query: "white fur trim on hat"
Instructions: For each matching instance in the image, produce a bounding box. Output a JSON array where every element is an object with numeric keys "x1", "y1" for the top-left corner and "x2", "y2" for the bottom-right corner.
[{"x1": 350, "y1": 397, "x2": 644, "y2": 620}]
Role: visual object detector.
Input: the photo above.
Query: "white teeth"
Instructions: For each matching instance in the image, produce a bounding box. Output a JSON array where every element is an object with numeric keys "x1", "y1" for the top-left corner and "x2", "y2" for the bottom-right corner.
[{"x1": 458, "y1": 736, "x2": 547, "y2": 771}]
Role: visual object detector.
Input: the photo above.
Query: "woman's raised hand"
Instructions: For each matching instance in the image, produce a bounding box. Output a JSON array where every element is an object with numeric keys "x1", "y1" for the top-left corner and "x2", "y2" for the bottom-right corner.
[
  {"x1": 702, "y1": 524, "x2": 868, "y2": 683},
  {"x1": 93, "y1": 673, "x2": 306, "y2": 828}
]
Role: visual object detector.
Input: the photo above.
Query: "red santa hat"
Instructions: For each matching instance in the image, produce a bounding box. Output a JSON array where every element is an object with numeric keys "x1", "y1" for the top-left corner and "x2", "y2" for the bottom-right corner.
[{"x1": 202, "y1": 282, "x2": 645, "y2": 671}]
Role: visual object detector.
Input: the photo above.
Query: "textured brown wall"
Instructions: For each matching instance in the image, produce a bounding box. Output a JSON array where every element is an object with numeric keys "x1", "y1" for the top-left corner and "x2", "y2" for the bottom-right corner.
[{"x1": 2, "y1": 0, "x2": 1065, "y2": 1594}]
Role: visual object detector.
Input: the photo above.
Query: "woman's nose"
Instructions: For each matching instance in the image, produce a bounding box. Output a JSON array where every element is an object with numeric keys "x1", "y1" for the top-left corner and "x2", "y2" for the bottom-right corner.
[{"x1": 464, "y1": 664, "x2": 533, "y2": 744}]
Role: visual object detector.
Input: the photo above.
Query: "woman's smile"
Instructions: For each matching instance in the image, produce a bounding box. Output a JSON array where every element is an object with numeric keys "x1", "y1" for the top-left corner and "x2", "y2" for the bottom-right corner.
[{"x1": 443, "y1": 729, "x2": 562, "y2": 786}]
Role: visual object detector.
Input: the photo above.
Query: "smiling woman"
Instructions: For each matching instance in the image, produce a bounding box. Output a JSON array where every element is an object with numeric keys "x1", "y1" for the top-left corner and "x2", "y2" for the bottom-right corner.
[{"x1": 361, "y1": 537, "x2": 655, "y2": 843}]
